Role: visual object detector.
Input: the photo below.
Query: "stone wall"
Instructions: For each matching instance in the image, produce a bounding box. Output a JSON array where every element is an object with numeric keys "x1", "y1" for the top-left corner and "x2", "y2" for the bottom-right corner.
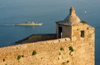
[
  {"x1": 71, "y1": 24, "x2": 95, "y2": 41},
  {"x1": 15, "y1": 34, "x2": 56, "y2": 44},
  {"x1": 0, "y1": 37, "x2": 94, "y2": 65},
  {"x1": 62, "y1": 25, "x2": 72, "y2": 38}
]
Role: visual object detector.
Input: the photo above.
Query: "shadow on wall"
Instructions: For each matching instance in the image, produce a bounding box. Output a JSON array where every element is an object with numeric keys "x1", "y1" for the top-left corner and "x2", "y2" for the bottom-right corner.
[{"x1": 15, "y1": 34, "x2": 57, "y2": 44}]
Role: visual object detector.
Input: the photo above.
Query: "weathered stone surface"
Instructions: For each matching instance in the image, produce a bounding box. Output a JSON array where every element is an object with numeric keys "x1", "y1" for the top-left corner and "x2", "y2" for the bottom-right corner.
[
  {"x1": 0, "y1": 36, "x2": 94, "y2": 65},
  {"x1": 55, "y1": 7, "x2": 95, "y2": 65},
  {"x1": 15, "y1": 34, "x2": 56, "y2": 44}
]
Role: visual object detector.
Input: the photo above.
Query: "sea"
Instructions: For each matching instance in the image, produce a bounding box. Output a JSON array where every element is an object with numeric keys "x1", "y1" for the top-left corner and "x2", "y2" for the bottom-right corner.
[{"x1": 0, "y1": 0, "x2": 100, "y2": 64}]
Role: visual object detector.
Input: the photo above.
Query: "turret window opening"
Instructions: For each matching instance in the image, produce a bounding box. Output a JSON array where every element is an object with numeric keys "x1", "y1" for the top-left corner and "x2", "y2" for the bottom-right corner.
[
  {"x1": 58, "y1": 27, "x2": 62, "y2": 38},
  {"x1": 81, "y1": 31, "x2": 84, "y2": 38}
]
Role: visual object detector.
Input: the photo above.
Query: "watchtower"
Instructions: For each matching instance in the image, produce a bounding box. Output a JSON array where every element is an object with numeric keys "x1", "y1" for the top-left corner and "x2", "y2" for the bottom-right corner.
[{"x1": 56, "y1": 7, "x2": 95, "y2": 41}]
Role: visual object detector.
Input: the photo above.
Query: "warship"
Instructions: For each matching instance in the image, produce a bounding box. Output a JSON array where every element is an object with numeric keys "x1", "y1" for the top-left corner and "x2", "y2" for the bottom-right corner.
[{"x1": 15, "y1": 21, "x2": 42, "y2": 26}]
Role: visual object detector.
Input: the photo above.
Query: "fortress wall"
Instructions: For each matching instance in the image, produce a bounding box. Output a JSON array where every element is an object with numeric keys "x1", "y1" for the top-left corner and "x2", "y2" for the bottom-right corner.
[
  {"x1": 15, "y1": 34, "x2": 57, "y2": 44},
  {"x1": 0, "y1": 37, "x2": 94, "y2": 65}
]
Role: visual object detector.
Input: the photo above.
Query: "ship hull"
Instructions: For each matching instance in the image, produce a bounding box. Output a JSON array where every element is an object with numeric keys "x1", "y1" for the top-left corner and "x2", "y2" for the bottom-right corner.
[{"x1": 15, "y1": 23, "x2": 42, "y2": 26}]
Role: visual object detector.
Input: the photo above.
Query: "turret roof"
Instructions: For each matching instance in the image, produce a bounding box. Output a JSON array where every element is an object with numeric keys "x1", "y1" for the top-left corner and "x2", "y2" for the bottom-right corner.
[{"x1": 57, "y1": 7, "x2": 81, "y2": 25}]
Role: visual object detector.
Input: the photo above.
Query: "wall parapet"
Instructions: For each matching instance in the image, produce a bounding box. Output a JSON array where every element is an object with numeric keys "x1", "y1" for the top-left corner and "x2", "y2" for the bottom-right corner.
[
  {"x1": 0, "y1": 37, "x2": 70, "y2": 62},
  {"x1": 1, "y1": 37, "x2": 70, "y2": 49},
  {"x1": 15, "y1": 34, "x2": 57, "y2": 44},
  {"x1": 0, "y1": 36, "x2": 94, "y2": 65}
]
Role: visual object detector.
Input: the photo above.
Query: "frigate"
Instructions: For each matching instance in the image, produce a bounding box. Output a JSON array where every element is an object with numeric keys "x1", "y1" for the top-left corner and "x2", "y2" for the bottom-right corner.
[{"x1": 15, "y1": 21, "x2": 42, "y2": 26}]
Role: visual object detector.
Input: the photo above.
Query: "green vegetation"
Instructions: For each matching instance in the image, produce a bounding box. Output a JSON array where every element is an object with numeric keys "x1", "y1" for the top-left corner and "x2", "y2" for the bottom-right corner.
[
  {"x1": 58, "y1": 57, "x2": 59, "y2": 60},
  {"x1": 5, "y1": 64, "x2": 7, "y2": 65},
  {"x1": 66, "y1": 60, "x2": 69, "y2": 63},
  {"x1": 59, "y1": 52, "x2": 61, "y2": 55},
  {"x1": 69, "y1": 46, "x2": 74, "y2": 52},
  {"x1": 32, "y1": 50, "x2": 37, "y2": 55},
  {"x1": 62, "y1": 60, "x2": 69, "y2": 65},
  {"x1": 60, "y1": 47, "x2": 64, "y2": 51},
  {"x1": 17, "y1": 55, "x2": 21, "y2": 60},
  {"x1": 81, "y1": 21, "x2": 87, "y2": 24},
  {"x1": 62, "y1": 62, "x2": 66, "y2": 65},
  {"x1": 69, "y1": 46, "x2": 74, "y2": 56}
]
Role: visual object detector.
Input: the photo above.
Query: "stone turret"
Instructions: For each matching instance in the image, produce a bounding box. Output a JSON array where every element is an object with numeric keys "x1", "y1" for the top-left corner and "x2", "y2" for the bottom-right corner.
[{"x1": 56, "y1": 7, "x2": 95, "y2": 41}]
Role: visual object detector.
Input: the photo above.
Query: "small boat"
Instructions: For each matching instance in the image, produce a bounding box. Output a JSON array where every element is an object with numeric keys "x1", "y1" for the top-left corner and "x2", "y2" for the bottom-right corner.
[{"x1": 15, "y1": 21, "x2": 42, "y2": 26}]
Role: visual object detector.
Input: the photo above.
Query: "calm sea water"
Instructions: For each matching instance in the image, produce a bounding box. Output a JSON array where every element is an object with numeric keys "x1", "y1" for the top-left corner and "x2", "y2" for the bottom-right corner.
[{"x1": 0, "y1": 0, "x2": 100, "y2": 64}]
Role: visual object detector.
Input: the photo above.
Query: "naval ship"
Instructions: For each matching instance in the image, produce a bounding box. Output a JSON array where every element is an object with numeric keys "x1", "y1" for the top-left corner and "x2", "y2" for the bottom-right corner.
[{"x1": 15, "y1": 21, "x2": 42, "y2": 26}]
